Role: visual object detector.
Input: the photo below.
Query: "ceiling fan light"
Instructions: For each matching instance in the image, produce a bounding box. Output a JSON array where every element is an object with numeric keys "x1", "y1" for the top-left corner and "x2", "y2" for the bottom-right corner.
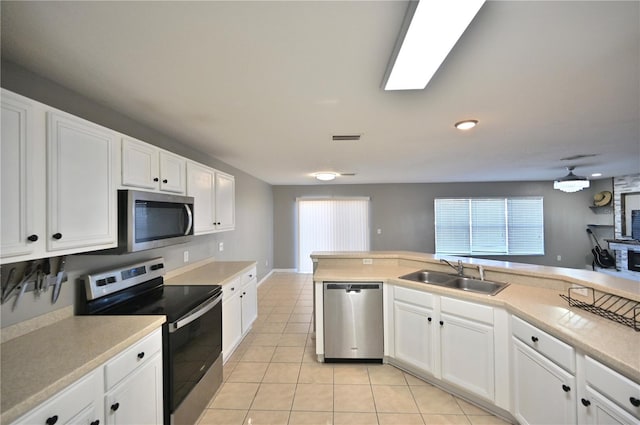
[
  {"x1": 314, "y1": 172, "x2": 338, "y2": 181},
  {"x1": 553, "y1": 167, "x2": 590, "y2": 192},
  {"x1": 455, "y1": 119, "x2": 478, "y2": 130}
]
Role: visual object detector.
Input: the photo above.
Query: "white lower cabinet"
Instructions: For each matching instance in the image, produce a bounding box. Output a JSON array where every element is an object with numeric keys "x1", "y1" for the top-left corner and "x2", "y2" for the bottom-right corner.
[
  {"x1": 223, "y1": 267, "x2": 258, "y2": 361},
  {"x1": 12, "y1": 369, "x2": 103, "y2": 425},
  {"x1": 222, "y1": 278, "x2": 243, "y2": 360},
  {"x1": 104, "y1": 353, "x2": 163, "y2": 425},
  {"x1": 440, "y1": 310, "x2": 494, "y2": 401},
  {"x1": 10, "y1": 329, "x2": 163, "y2": 425},
  {"x1": 512, "y1": 338, "x2": 576, "y2": 425},
  {"x1": 511, "y1": 316, "x2": 577, "y2": 424},
  {"x1": 104, "y1": 329, "x2": 163, "y2": 425},
  {"x1": 578, "y1": 355, "x2": 640, "y2": 425},
  {"x1": 392, "y1": 286, "x2": 437, "y2": 375},
  {"x1": 390, "y1": 287, "x2": 496, "y2": 403}
]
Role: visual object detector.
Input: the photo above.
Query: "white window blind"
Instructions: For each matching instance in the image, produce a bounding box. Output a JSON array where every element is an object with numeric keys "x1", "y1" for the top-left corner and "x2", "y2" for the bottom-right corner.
[
  {"x1": 435, "y1": 197, "x2": 544, "y2": 256},
  {"x1": 297, "y1": 197, "x2": 370, "y2": 273}
]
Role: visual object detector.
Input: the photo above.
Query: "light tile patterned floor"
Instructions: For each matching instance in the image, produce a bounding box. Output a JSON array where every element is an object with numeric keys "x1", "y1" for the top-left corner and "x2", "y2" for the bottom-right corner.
[{"x1": 198, "y1": 272, "x2": 511, "y2": 425}]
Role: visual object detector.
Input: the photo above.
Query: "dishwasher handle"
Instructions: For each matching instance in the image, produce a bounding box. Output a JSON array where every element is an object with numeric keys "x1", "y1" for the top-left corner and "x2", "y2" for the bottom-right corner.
[{"x1": 325, "y1": 283, "x2": 381, "y2": 292}]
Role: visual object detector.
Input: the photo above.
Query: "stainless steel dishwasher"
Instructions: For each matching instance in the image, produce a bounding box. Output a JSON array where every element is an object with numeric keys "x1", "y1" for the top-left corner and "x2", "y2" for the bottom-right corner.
[{"x1": 323, "y1": 282, "x2": 383, "y2": 361}]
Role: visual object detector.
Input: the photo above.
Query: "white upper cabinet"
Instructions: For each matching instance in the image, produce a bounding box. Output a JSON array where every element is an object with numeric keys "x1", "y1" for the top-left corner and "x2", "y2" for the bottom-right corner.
[
  {"x1": 121, "y1": 137, "x2": 159, "y2": 190},
  {"x1": 121, "y1": 137, "x2": 185, "y2": 194},
  {"x1": 186, "y1": 161, "x2": 235, "y2": 234},
  {"x1": 47, "y1": 111, "x2": 118, "y2": 252},
  {"x1": 159, "y1": 151, "x2": 186, "y2": 193},
  {"x1": 2, "y1": 89, "x2": 118, "y2": 263},
  {"x1": 186, "y1": 161, "x2": 216, "y2": 234},
  {"x1": 1, "y1": 91, "x2": 42, "y2": 260},
  {"x1": 214, "y1": 170, "x2": 235, "y2": 231}
]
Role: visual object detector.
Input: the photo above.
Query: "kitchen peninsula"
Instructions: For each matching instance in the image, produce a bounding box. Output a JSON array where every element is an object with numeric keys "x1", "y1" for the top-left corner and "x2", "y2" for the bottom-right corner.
[{"x1": 312, "y1": 251, "x2": 640, "y2": 424}]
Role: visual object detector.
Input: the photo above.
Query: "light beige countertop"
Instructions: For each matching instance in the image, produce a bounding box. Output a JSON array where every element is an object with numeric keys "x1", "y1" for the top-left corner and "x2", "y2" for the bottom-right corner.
[
  {"x1": 312, "y1": 252, "x2": 640, "y2": 383},
  {"x1": 1, "y1": 315, "x2": 165, "y2": 424},
  {"x1": 164, "y1": 260, "x2": 256, "y2": 286}
]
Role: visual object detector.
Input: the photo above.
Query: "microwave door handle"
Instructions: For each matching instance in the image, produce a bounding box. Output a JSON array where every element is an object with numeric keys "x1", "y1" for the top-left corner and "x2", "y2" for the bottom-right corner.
[{"x1": 184, "y1": 204, "x2": 193, "y2": 235}]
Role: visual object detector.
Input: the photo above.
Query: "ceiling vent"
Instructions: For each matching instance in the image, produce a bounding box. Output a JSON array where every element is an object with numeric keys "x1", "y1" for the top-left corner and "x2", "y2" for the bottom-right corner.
[
  {"x1": 339, "y1": 173, "x2": 357, "y2": 176},
  {"x1": 332, "y1": 134, "x2": 361, "y2": 142},
  {"x1": 560, "y1": 154, "x2": 597, "y2": 161}
]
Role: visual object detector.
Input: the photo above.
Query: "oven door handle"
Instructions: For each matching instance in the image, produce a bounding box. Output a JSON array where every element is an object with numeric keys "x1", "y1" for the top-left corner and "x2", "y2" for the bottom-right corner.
[{"x1": 170, "y1": 293, "x2": 221, "y2": 333}]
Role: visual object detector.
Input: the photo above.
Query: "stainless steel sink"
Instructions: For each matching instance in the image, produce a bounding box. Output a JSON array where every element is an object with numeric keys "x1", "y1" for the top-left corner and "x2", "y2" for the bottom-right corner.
[
  {"x1": 404, "y1": 270, "x2": 453, "y2": 284},
  {"x1": 398, "y1": 270, "x2": 509, "y2": 296}
]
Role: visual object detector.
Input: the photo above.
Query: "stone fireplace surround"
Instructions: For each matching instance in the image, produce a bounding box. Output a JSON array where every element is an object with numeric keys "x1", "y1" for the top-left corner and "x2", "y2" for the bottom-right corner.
[{"x1": 610, "y1": 173, "x2": 640, "y2": 279}]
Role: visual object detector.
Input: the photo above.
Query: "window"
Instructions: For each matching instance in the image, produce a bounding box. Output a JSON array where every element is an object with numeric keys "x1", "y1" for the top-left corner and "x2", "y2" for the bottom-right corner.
[
  {"x1": 297, "y1": 197, "x2": 370, "y2": 273},
  {"x1": 435, "y1": 197, "x2": 544, "y2": 256}
]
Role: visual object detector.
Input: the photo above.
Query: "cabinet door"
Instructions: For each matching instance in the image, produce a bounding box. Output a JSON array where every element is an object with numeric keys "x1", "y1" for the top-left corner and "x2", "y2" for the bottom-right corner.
[
  {"x1": 223, "y1": 291, "x2": 243, "y2": 360},
  {"x1": 214, "y1": 171, "x2": 235, "y2": 231},
  {"x1": 105, "y1": 353, "x2": 163, "y2": 425},
  {"x1": 159, "y1": 151, "x2": 186, "y2": 193},
  {"x1": 241, "y1": 278, "x2": 258, "y2": 334},
  {"x1": 512, "y1": 338, "x2": 576, "y2": 425},
  {"x1": 581, "y1": 386, "x2": 638, "y2": 425},
  {"x1": 186, "y1": 161, "x2": 216, "y2": 234},
  {"x1": 393, "y1": 300, "x2": 437, "y2": 375},
  {"x1": 121, "y1": 137, "x2": 159, "y2": 190},
  {"x1": 440, "y1": 312, "x2": 494, "y2": 401},
  {"x1": 1, "y1": 92, "x2": 40, "y2": 259},
  {"x1": 47, "y1": 112, "x2": 117, "y2": 252}
]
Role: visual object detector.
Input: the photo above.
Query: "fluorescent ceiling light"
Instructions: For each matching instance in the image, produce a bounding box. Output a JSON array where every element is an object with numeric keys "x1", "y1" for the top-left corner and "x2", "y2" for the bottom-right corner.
[
  {"x1": 553, "y1": 167, "x2": 590, "y2": 193},
  {"x1": 314, "y1": 172, "x2": 338, "y2": 181},
  {"x1": 383, "y1": 0, "x2": 486, "y2": 91}
]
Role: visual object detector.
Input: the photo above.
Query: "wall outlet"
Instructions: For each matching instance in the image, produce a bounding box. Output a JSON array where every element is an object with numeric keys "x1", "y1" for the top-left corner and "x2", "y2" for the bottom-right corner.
[
  {"x1": 376, "y1": 228, "x2": 382, "y2": 235},
  {"x1": 362, "y1": 258, "x2": 373, "y2": 265},
  {"x1": 183, "y1": 250, "x2": 189, "y2": 263},
  {"x1": 218, "y1": 242, "x2": 224, "y2": 252},
  {"x1": 265, "y1": 260, "x2": 269, "y2": 267},
  {"x1": 557, "y1": 255, "x2": 562, "y2": 261}
]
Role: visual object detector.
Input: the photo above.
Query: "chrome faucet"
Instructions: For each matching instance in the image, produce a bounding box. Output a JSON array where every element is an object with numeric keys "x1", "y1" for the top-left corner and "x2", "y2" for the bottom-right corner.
[{"x1": 440, "y1": 259, "x2": 465, "y2": 276}]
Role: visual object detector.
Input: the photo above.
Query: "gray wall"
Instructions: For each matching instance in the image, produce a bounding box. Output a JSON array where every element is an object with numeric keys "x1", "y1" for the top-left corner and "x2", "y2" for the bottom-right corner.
[
  {"x1": 273, "y1": 179, "x2": 614, "y2": 270},
  {"x1": 1, "y1": 60, "x2": 274, "y2": 327}
]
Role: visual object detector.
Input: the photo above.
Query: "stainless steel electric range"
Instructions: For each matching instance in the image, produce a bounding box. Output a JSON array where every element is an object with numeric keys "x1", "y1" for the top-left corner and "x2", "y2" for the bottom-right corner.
[{"x1": 77, "y1": 258, "x2": 223, "y2": 425}]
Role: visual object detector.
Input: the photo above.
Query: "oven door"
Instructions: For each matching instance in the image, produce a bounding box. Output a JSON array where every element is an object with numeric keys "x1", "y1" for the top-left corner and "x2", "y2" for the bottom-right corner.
[{"x1": 166, "y1": 291, "x2": 222, "y2": 413}]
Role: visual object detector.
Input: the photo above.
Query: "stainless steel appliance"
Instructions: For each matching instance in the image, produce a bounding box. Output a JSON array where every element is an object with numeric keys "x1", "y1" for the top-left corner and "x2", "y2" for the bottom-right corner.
[
  {"x1": 114, "y1": 190, "x2": 194, "y2": 253},
  {"x1": 78, "y1": 258, "x2": 222, "y2": 425},
  {"x1": 323, "y1": 282, "x2": 383, "y2": 361}
]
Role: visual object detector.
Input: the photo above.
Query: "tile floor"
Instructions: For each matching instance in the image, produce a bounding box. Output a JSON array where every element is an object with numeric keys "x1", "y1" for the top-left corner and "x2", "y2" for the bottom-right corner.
[{"x1": 198, "y1": 272, "x2": 511, "y2": 425}]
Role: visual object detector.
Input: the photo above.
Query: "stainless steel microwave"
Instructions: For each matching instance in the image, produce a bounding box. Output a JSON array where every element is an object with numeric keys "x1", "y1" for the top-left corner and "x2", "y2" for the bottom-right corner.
[{"x1": 116, "y1": 190, "x2": 194, "y2": 253}]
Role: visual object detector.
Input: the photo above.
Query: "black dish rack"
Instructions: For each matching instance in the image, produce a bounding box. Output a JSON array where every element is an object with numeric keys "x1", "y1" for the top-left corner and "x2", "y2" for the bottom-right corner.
[{"x1": 560, "y1": 286, "x2": 640, "y2": 331}]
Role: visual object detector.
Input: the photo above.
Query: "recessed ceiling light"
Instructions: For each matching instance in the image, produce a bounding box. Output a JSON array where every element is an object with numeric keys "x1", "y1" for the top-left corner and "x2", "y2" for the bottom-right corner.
[
  {"x1": 454, "y1": 120, "x2": 478, "y2": 130},
  {"x1": 314, "y1": 172, "x2": 338, "y2": 181},
  {"x1": 591, "y1": 173, "x2": 602, "y2": 177},
  {"x1": 383, "y1": 0, "x2": 486, "y2": 90}
]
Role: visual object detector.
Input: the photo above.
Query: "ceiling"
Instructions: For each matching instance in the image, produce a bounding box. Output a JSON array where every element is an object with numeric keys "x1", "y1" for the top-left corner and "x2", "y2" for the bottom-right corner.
[{"x1": 1, "y1": 1, "x2": 638, "y2": 185}]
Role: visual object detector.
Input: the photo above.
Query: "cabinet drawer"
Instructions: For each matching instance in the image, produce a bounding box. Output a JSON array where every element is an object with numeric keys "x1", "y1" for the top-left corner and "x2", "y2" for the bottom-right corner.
[
  {"x1": 512, "y1": 316, "x2": 575, "y2": 373},
  {"x1": 585, "y1": 356, "x2": 640, "y2": 419},
  {"x1": 13, "y1": 369, "x2": 102, "y2": 425},
  {"x1": 441, "y1": 296, "x2": 493, "y2": 325},
  {"x1": 394, "y1": 285, "x2": 435, "y2": 308},
  {"x1": 242, "y1": 267, "x2": 257, "y2": 284},
  {"x1": 104, "y1": 328, "x2": 162, "y2": 390},
  {"x1": 223, "y1": 276, "x2": 242, "y2": 301}
]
